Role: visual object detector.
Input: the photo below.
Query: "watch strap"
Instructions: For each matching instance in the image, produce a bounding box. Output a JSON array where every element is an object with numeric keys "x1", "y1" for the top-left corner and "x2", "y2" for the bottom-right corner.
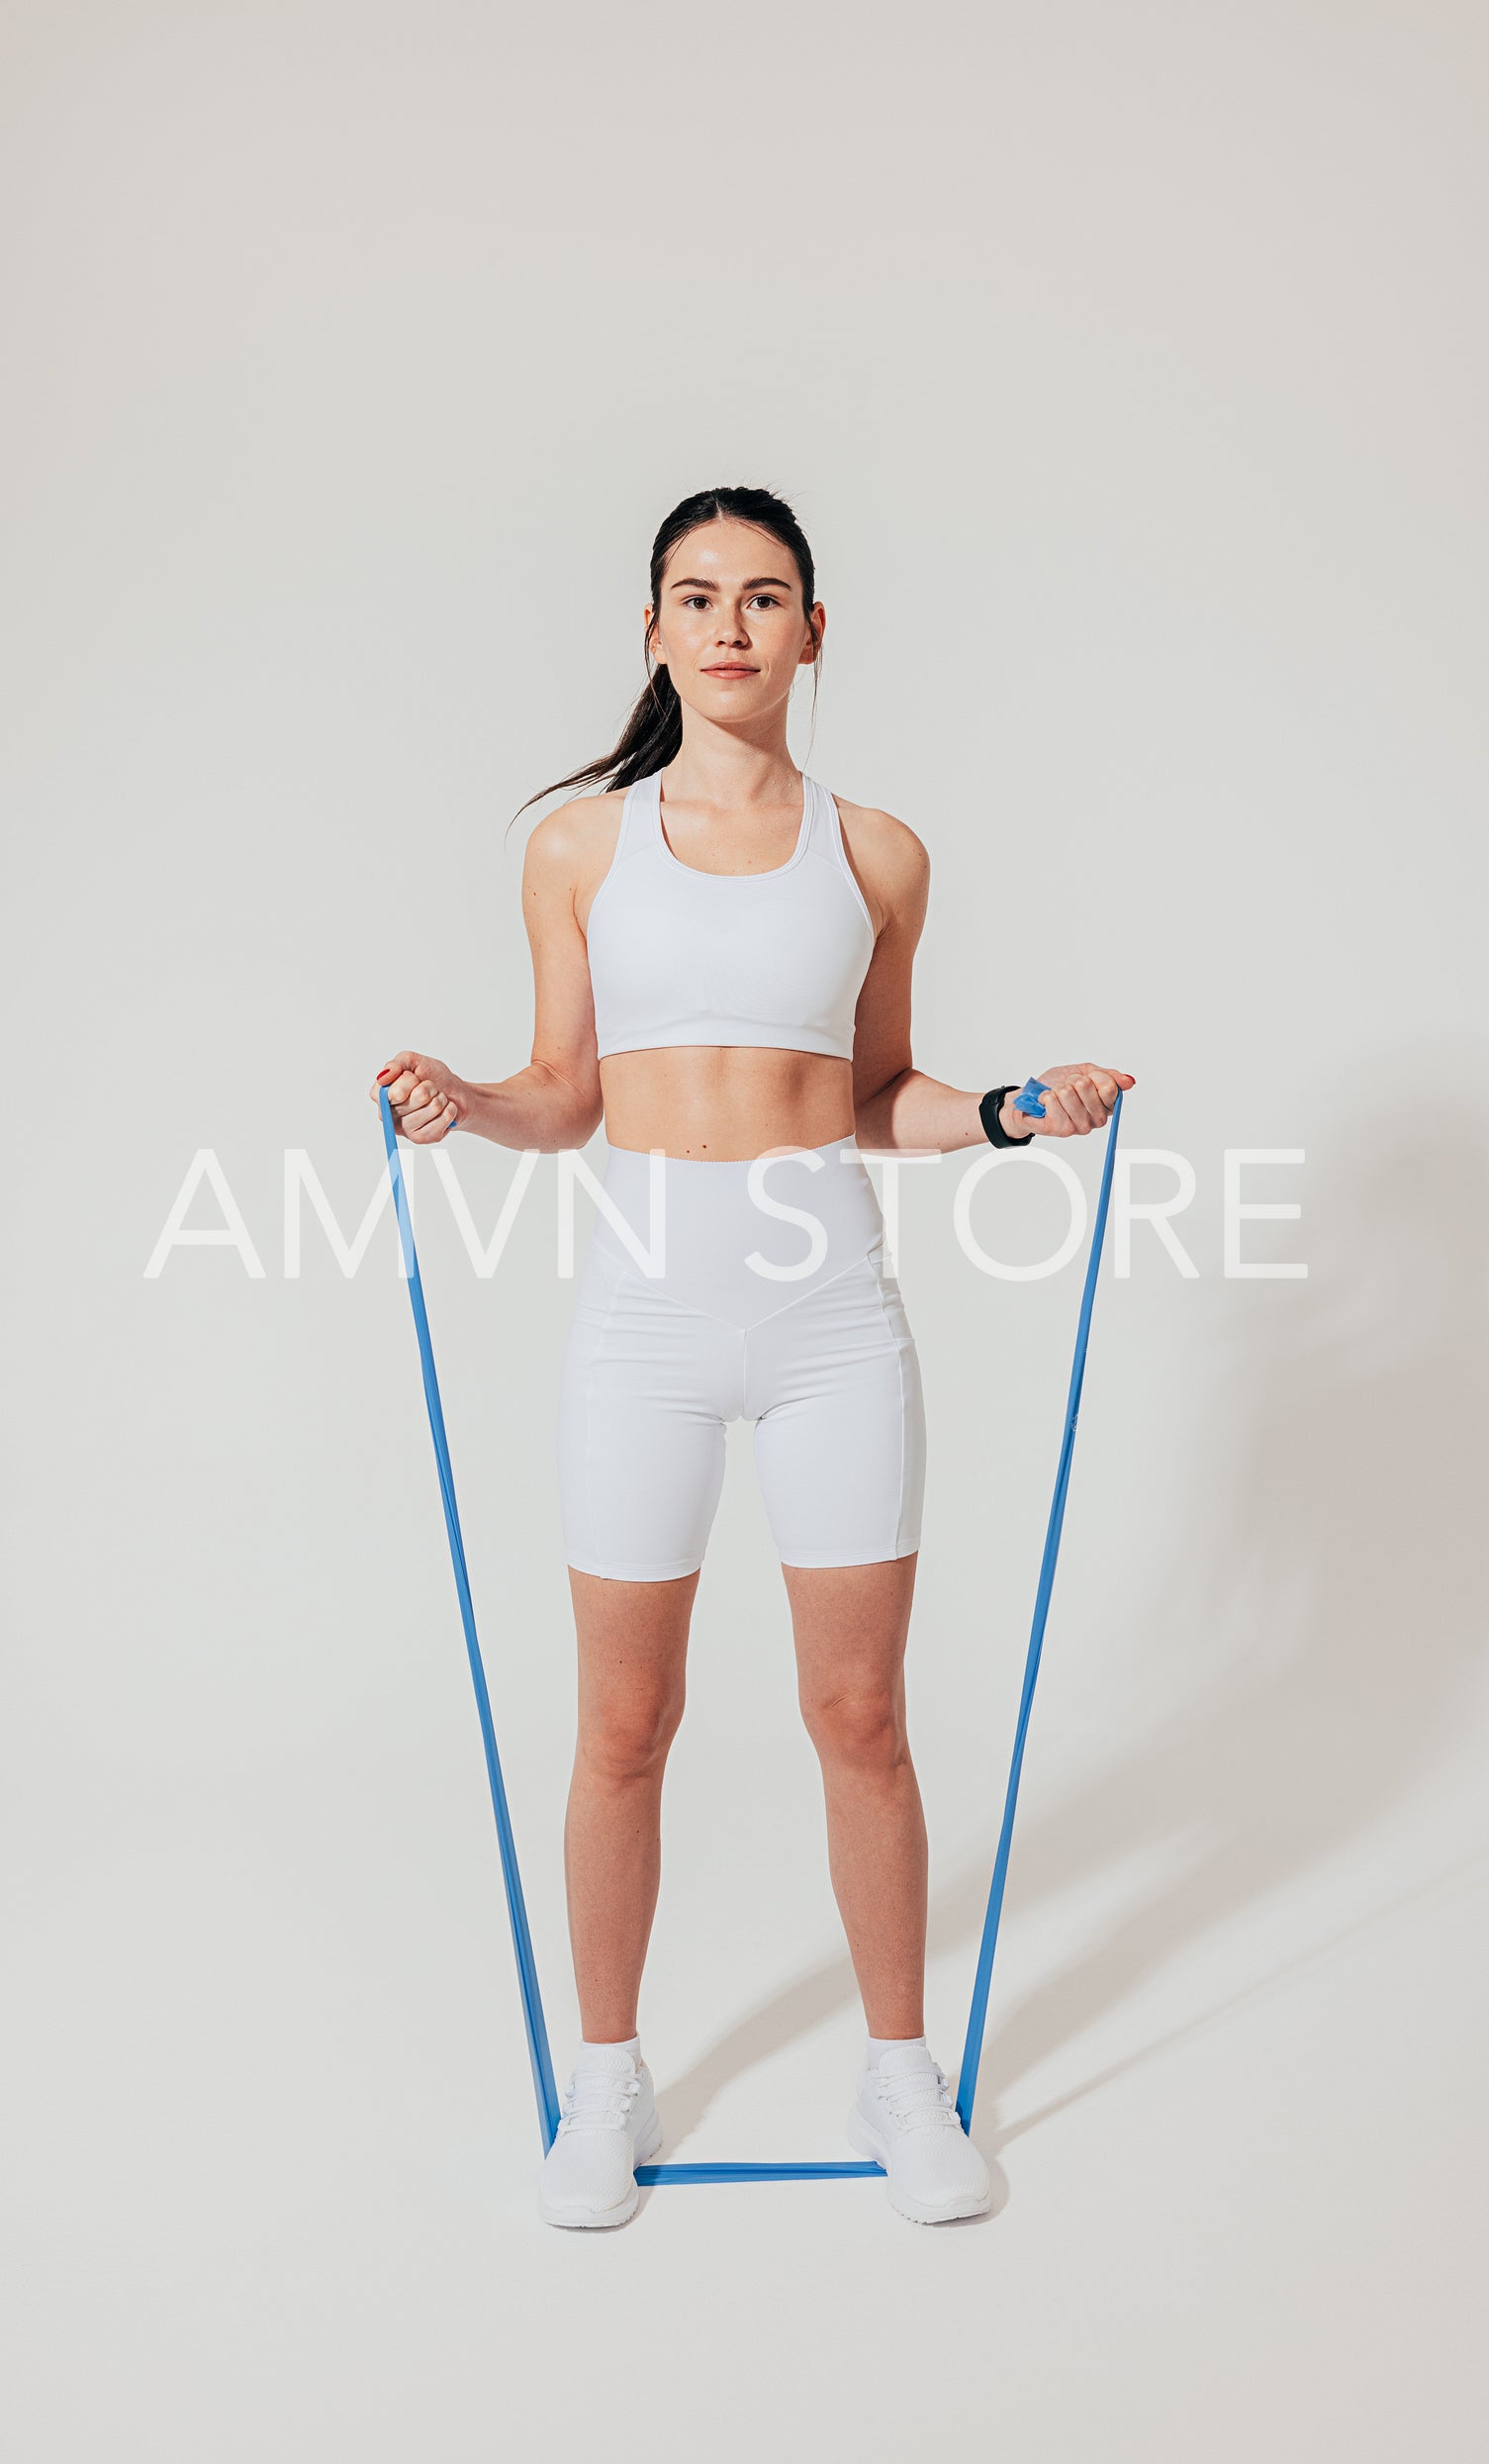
[{"x1": 979, "y1": 1086, "x2": 1036, "y2": 1149}]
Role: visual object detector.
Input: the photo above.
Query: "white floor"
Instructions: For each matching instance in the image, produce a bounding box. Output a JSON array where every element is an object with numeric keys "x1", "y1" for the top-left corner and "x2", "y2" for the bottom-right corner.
[{"x1": 8, "y1": 1731, "x2": 1484, "y2": 2462}]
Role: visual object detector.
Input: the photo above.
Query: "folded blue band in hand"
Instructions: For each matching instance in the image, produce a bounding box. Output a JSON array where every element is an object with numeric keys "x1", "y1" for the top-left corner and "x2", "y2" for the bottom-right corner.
[{"x1": 1014, "y1": 1077, "x2": 1050, "y2": 1118}]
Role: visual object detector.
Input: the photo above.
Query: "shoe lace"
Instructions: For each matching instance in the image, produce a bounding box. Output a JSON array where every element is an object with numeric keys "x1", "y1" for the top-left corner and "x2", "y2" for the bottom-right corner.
[
  {"x1": 881, "y1": 2060, "x2": 961, "y2": 2132},
  {"x1": 557, "y1": 2068, "x2": 643, "y2": 2135}
]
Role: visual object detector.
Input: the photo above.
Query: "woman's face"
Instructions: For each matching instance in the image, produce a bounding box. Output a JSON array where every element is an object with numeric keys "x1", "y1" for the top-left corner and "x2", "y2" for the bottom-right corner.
[{"x1": 646, "y1": 518, "x2": 822, "y2": 729}]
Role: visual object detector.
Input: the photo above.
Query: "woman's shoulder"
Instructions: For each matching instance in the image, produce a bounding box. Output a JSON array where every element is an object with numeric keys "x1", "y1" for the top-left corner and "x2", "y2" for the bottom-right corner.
[
  {"x1": 825, "y1": 795, "x2": 928, "y2": 941},
  {"x1": 832, "y1": 795, "x2": 930, "y2": 889},
  {"x1": 522, "y1": 789, "x2": 629, "y2": 890}
]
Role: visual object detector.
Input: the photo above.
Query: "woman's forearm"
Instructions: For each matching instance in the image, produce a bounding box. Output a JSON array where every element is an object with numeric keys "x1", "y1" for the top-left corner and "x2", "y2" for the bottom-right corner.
[
  {"x1": 461, "y1": 1061, "x2": 603, "y2": 1154},
  {"x1": 855, "y1": 1068, "x2": 1030, "y2": 1155}
]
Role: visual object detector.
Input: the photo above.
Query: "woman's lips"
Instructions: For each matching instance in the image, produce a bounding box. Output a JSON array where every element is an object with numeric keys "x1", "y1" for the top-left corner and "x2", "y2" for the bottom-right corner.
[{"x1": 702, "y1": 665, "x2": 756, "y2": 677}]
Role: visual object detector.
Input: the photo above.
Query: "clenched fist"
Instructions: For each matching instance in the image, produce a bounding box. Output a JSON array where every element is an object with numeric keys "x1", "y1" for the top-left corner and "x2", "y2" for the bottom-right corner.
[
  {"x1": 1012, "y1": 1063, "x2": 1134, "y2": 1139},
  {"x1": 370, "y1": 1051, "x2": 471, "y2": 1144}
]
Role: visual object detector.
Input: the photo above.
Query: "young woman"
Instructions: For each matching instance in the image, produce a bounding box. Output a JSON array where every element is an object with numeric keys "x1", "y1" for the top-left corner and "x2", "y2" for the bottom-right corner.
[{"x1": 373, "y1": 484, "x2": 1133, "y2": 2229}]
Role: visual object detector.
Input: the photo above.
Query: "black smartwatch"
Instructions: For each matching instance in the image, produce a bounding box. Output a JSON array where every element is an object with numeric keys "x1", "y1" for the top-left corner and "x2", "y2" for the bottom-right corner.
[{"x1": 978, "y1": 1085, "x2": 1036, "y2": 1150}]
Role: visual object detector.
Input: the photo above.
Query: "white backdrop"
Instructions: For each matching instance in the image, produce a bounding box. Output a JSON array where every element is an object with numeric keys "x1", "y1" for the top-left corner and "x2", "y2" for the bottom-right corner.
[{"x1": 4, "y1": 4, "x2": 1486, "y2": 2458}]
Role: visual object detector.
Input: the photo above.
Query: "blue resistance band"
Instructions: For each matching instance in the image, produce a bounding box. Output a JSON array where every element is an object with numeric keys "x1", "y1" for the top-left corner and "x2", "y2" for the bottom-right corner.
[
  {"x1": 955, "y1": 1084, "x2": 1122, "y2": 2127},
  {"x1": 377, "y1": 1083, "x2": 1122, "y2": 2182}
]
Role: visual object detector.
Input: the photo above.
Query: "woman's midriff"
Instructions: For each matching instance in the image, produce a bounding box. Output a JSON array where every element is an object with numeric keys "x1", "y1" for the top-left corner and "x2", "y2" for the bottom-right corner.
[{"x1": 598, "y1": 1046, "x2": 857, "y2": 1161}]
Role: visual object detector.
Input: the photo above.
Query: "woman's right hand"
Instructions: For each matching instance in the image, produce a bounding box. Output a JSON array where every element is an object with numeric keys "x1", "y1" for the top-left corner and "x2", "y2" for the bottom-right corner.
[{"x1": 370, "y1": 1051, "x2": 470, "y2": 1144}]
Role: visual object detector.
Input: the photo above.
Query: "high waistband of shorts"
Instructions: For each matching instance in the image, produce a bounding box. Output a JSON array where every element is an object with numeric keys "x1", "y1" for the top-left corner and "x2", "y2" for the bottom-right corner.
[{"x1": 584, "y1": 1134, "x2": 884, "y2": 1327}]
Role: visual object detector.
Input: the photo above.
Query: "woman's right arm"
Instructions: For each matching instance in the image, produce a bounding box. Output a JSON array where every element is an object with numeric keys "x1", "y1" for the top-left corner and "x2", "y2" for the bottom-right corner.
[{"x1": 370, "y1": 801, "x2": 606, "y2": 1154}]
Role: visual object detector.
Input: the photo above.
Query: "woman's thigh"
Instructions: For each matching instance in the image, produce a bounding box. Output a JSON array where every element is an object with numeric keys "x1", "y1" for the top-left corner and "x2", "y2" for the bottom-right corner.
[
  {"x1": 782, "y1": 1552, "x2": 920, "y2": 1730},
  {"x1": 556, "y1": 1240, "x2": 736, "y2": 1581},
  {"x1": 567, "y1": 1564, "x2": 701, "y2": 1746},
  {"x1": 747, "y1": 1247, "x2": 927, "y2": 1571}
]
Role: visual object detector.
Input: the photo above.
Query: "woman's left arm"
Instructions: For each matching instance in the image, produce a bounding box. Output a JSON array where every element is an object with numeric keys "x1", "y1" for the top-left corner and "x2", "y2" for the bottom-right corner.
[{"x1": 847, "y1": 806, "x2": 1134, "y2": 1153}]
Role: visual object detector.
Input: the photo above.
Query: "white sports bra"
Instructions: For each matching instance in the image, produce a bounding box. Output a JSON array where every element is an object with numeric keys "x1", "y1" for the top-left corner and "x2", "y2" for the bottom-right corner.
[{"x1": 585, "y1": 769, "x2": 877, "y2": 1063}]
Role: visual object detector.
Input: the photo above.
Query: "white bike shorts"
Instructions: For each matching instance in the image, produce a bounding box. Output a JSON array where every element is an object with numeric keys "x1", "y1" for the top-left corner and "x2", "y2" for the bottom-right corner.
[{"x1": 557, "y1": 1136, "x2": 926, "y2": 1581}]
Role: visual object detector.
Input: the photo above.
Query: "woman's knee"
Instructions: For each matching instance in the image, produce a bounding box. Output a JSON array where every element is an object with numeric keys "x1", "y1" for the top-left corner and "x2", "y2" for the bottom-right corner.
[
  {"x1": 799, "y1": 1683, "x2": 906, "y2": 1773},
  {"x1": 578, "y1": 1689, "x2": 685, "y2": 1782}
]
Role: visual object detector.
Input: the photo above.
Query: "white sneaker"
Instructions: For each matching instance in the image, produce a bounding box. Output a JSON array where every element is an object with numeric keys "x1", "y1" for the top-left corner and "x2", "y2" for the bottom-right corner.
[
  {"x1": 539, "y1": 2048, "x2": 663, "y2": 2229},
  {"x1": 847, "y1": 2044, "x2": 993, "y2": 2224}
]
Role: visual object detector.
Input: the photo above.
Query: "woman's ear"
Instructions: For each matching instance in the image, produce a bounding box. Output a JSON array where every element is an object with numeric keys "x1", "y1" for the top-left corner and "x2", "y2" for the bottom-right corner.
[{"x1": 798, "y1": 601, "x2": 826, "y2": 664}]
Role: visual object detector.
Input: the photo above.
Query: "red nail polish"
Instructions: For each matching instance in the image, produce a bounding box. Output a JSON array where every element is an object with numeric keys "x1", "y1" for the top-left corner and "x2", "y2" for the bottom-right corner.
[{"x1": 377, "y1": 1070, "x2": 391, "y2": 1083}]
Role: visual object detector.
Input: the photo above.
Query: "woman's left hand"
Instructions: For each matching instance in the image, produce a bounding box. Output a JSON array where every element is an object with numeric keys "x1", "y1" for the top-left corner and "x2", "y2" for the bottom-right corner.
[{"x1": 1019, "y1": 1063, "x2": 1135, "y2": 1138}]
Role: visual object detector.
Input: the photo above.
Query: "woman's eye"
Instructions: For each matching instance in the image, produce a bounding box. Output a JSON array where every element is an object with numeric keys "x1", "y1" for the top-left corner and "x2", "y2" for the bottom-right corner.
[{"x1": 679, "y1": 593, "x2": 782, "y2": 611}]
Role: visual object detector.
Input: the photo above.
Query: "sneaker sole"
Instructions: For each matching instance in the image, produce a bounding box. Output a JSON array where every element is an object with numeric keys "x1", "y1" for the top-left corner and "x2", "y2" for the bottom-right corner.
[
  {"x1": 846, "y1": 2109, "x2": 993, "y2": 2226},
  {"x1": 540, "y1": 2111, "x2": 664, "y2": 2230}
]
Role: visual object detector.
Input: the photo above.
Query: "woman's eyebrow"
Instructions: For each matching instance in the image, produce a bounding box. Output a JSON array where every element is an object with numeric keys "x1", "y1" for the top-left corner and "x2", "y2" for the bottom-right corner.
[{"x1": 668, "y1": 575, "x2": 794, "y2": 592}]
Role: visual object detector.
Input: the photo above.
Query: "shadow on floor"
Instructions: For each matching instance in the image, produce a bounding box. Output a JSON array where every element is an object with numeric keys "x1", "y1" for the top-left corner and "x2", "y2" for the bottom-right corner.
[{"x1": 654, "y1": 1093, "x2": 1488, "y2": 2160}]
